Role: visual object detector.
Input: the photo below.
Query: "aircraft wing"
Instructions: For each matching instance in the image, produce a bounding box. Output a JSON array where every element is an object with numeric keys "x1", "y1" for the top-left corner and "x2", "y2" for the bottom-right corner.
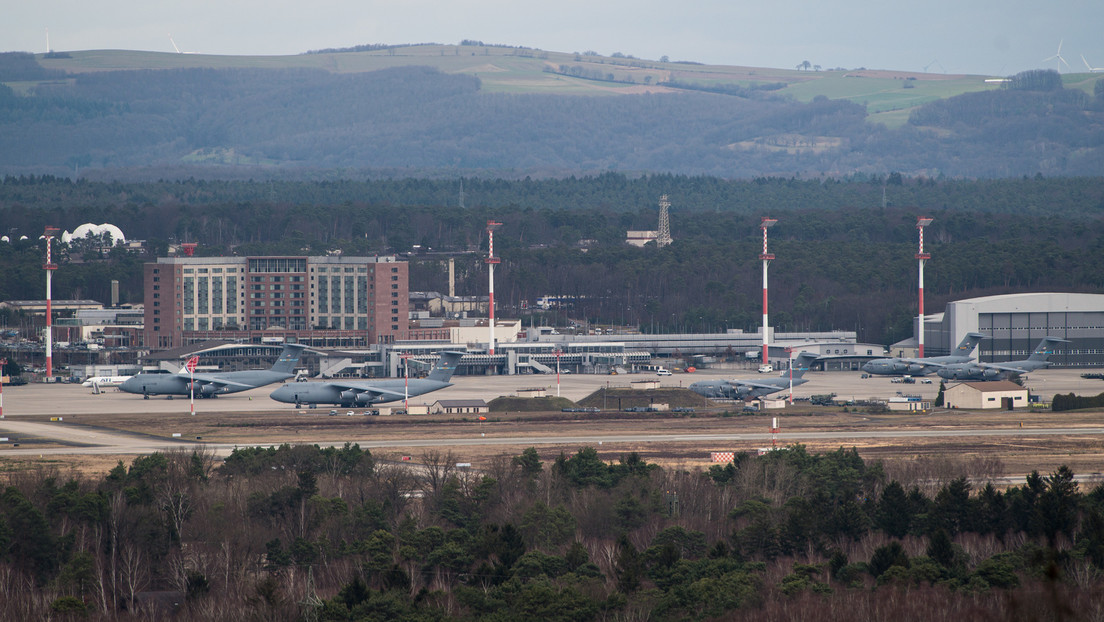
[
  {"x1": 895, "y1": 358, "x2": 952, "y2": 369},
  {"x1": 728, "y1": 379, "x2": 786, "y2": 391},
  {"x1": 321, "y1": 380, "x2": 409, "y2": 402},
  {"x1": 188, "y1": 374, "x2": 256, "y2": 390},
  {"x1": 964, "y1": 362, "x2": 1031, "y2": 374}
]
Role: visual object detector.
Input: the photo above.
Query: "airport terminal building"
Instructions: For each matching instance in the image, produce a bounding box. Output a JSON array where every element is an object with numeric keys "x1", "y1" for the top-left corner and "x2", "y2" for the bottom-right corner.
[{"x1": 914, "y1": 292, "x2": 1104, "y2": 367}]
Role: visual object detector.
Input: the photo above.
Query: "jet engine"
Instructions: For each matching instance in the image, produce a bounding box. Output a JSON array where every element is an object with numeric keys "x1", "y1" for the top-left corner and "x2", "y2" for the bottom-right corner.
[
  {"x1": 981, "y1": 368, "x2": 1002, "y2": 380},
  {"x1": 339, "y1": 390, "x2": 375, "y2": 405},
  {"x1": 197, "y1": 383, "x2": 219, "y2": 396}
]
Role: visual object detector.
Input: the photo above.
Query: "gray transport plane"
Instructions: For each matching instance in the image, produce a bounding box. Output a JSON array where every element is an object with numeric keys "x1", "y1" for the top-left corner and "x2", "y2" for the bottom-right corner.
[
  {"x1": 936, "y1": 337, "x2": 1069, "y2": 381},
  {"x1": 689, "y1": 352, "x2": 819, "y2": 401},
  {"x1": 269, "y1": 351, "x2": 464, "y2": 407},
  {"x1": 861, "y1": 332, "x2": 986, "y2": 377},
  {"x1": 120, "y1": 343, "x2": 305, "y2": 399}
]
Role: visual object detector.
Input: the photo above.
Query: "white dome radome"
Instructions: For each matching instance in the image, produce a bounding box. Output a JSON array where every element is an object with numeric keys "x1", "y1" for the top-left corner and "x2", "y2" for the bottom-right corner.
[{"x1": 62, "y1": 223, "x2": 126, "y2": 246}]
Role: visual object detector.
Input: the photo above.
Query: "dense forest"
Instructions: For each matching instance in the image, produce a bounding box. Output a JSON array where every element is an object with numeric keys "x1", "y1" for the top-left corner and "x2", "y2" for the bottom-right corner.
[
  {"x1": 2, "y1": 174, "x2": 1102, "y2": 345},
  {"x1": 1, "y1": 52, "x2": 1103, "y2": 178},
  {"x1": 1, "y1": 444, "x2": 1102, "y2": 620}
]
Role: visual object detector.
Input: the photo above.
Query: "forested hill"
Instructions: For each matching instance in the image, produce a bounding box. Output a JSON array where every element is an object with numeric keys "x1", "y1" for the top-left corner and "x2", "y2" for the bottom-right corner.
[
  {"x1": 2, "y1": 174, "x2": 1102, "y2": 345},
  {"x1": 0, "y1": 48, "x2": 1103, "y2": 179}
]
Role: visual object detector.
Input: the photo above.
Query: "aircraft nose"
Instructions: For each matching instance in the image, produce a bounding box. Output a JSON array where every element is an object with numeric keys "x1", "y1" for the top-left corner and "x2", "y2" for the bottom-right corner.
[{"x1": 270, "y1": 385, "x2": 293, "y2": 402}]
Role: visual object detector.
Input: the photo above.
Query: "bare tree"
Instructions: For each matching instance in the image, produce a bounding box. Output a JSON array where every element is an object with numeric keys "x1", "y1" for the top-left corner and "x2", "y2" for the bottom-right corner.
[
  {"x1": 120, "y1": 541, "x2": 149, "y2": 607},
  {"x1": 419, "y1": 450, "x2": 457, "y2": 495}
]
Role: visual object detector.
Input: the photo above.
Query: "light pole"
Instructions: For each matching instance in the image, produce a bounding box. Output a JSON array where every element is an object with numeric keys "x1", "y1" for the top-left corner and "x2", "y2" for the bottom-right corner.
[
  {"x1": 916, "y1": 217, "x2": 933, "y2": 358},
  {"x1": 786, "y1": 348, "x2": 794, "y2": 404},
  {"x1": 0, "y1": 357, "x2": 6, "y2": 419},
  {"x1": 485, "y1": 221, "x2": 502, "y2": 356},
  {"x1": 556, "y1": 351, "x2": 565, "y2": 399},
  {"x1": 401, "y1": 352, "x2": 411, "y2": 410},
  {"x1": 185, "y1": 355, "x2": 197, "y2": 416},
  {"x1": 43, "y1": 226, "x2": 59, "y2": 379},
  {"x1": 760, "y1": 217, "x2": 777, "y2": 367}
]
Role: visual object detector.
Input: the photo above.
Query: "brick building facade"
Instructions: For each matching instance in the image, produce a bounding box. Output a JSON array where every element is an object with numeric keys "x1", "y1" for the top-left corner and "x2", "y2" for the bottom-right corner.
[{"x1": 143, "y1": 255, "x2": 409, "y2": 349}]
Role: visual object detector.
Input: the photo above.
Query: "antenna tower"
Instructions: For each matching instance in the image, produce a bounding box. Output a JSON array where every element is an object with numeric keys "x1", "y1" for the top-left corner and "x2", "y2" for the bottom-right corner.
[
  {"x1": 459, "y1": 179, "x2": 465, "y2": 209},
  {"x1": 656, "y1": 195, "x2": 672, "y2": 247}
]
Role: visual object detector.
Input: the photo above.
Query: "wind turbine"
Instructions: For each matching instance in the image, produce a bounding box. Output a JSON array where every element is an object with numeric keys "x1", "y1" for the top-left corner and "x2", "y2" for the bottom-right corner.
[
  {"x1": 1043, "y1": 40, "x2": 1070, "y2": 73},
  {"x1": 1082, "y1": 54, "x2": 1104, "y2": 73},
  {"x1": 169, "y1": 33, "x2": 182, "y2": 54}
]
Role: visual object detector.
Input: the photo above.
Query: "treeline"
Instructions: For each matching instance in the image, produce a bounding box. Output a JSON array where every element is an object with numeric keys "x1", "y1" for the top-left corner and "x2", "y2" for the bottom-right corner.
[
  {"x1": 2, "y1": 174, "x2": 1103, "y2": 343},
  {"x1": 1052, "y1": 392, "x2": 1104, "y2": 412},
  {"x1": 1, "y1": 444, "x2": 1103, "y2": 620},
  {"x1": 1, "y1": 60, "x2": 1103, "y2": 178}
]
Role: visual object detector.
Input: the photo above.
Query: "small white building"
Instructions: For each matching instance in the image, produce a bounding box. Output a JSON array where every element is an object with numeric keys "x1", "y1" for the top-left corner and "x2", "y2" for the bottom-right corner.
[
  {"x1": 944, "y1": 380, "x2": 1028, "y2": 410},
  {"x1": 626, "y1": 230, "x2": 658, "y2": 247},
  {"x1": 431, "y1": 399, "x2": 489, "y2": 415},
  {"x1": 887, "y1": 397, "x2": 930, "y2": 412}
]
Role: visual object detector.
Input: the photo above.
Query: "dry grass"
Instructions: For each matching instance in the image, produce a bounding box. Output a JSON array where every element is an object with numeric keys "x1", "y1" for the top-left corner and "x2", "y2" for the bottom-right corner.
[{"x1": 4, "y1": 404, "x2": 1104, "y2": 480}]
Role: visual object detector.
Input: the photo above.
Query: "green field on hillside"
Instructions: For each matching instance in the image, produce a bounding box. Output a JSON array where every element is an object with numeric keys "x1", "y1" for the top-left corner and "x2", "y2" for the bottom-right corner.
[
  {"x1": 33, "y1": 44, "x2": 1104, "y2": 127},
  {"x1": 33, "y1": 45, "x2": 996, "y2": 105}
]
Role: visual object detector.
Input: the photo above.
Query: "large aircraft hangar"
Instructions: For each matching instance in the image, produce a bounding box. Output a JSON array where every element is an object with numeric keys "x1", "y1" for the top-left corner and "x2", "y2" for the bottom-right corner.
[{"x1": 914, "y1": 292, "x2": 1104, "y2": 367}]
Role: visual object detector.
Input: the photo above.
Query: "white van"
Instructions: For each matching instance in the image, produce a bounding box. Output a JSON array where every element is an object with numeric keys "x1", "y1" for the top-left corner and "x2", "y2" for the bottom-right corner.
[{"x1": 656, "y1": 368, "x2": 672, "y2": 376}]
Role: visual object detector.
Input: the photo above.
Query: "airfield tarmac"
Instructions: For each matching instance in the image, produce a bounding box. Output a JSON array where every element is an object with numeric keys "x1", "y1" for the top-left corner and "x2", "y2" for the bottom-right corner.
[
  {"x1": 0, "y1": 368, "x2": 1102, "y2": 478},
  {"x1": 2, "y1": 367, "x2": 1095, "y2": 417}
]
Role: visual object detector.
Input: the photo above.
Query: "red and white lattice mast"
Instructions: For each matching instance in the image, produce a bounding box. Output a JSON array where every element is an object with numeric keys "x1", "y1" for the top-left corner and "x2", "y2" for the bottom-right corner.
[
  {"x1": 486, "y1": 221, "x2": 502, "y2": 355},
  {"x1": 759, "y1": 218, "x2": 777, "y2": 366},
  {"x1": 916, "y1": 217, "x2": 933, "y2": 358},
  {"x1": 43, "y1": 227, "x2": 60, "y2": 379}
]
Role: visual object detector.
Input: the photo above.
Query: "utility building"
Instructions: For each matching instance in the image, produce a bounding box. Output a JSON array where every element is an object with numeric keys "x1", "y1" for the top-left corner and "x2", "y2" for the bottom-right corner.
[{"x1": 944, "y1": 380, "x2": 1029, "y2": 410}]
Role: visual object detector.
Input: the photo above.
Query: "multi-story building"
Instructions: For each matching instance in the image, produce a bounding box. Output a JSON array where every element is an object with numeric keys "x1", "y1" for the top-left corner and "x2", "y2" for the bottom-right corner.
[{"x1": 143, "y1": 255, "x2": 409, "y2": 349}]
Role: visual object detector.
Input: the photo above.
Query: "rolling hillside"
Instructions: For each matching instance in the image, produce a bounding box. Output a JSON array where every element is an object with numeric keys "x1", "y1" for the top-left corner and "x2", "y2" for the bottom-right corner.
[
  {"x1": 36, "y1": 44, "x2": 1004, "y2": 123},
  {"x1": 2, "y1": 44, "x2": 1103, "y2": 179}
]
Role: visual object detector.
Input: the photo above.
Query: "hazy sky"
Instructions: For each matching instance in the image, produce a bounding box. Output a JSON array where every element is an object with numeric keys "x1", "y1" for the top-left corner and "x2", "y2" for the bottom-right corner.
[{"x1": 5, "y1": 1, "x2": 1103, "y2": 76}]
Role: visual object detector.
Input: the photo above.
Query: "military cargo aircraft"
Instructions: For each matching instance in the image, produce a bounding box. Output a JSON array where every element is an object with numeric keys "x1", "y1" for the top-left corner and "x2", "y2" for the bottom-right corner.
[
  {"x1": 689, "y1": 352, "x2": 819, "y2": 401},
  {"x1": 120, "y1": 343, "x2": 305, "y2": 398},
  {"x1": 936, "y1": 337, "x2": 1068, "y2": 381},
  {"x1": 861, "y1": 332, "x2": 985, "y2": 377},
  {"x1": 269, "y1": 351, "x2": 463, "y2": 407}
]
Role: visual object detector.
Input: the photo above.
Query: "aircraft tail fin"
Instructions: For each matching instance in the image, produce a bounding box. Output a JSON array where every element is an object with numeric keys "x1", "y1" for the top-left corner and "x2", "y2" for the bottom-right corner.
[
  {"x1": 177, "y1": 355, "x2": 199, "y2": 375},
  {"x1": 1028, "y1": 337, "x2": 1069, "y2": 362},
  {"x1": 954, "y1": 332, "x2": 986, "y2": 356},
  {"x1": 789, "y1": 352, "x2": 819, "y2": 379},
  {"x1": 271, "y1": 344, "x2": 306, "y2": 374},
  {"x1": 427, "y1": 351, "x2": 464, "y2": 383}
]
